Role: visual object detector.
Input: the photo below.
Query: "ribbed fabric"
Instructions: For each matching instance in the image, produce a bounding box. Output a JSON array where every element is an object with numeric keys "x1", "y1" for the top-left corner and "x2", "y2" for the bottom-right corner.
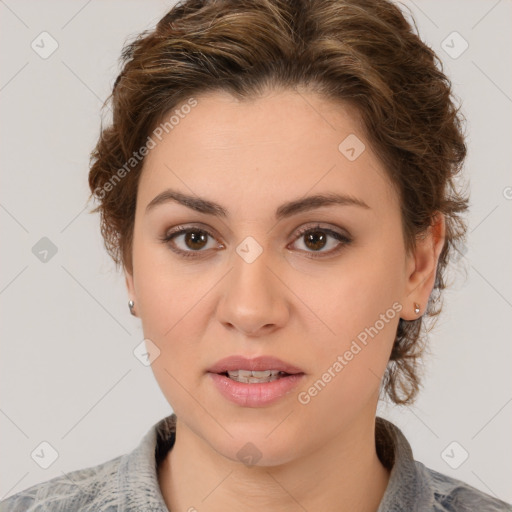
[{"x1": 1, "y1": 414, "x2": 510, "y2": 511}]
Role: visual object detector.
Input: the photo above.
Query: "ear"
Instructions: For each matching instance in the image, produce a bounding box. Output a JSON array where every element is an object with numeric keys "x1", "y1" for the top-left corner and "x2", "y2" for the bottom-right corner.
[
  {"x1": 401, "y1": 212, "x2": 445, "y2": 320},
  {"x1": 124, "y1": 266, "x2": 137, "y2": 317}
]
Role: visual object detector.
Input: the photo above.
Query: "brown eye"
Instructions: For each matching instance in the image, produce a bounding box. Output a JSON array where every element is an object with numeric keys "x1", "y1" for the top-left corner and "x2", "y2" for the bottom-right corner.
[
  {"x1": 162, "y1": 226, "x2": 222, "y2": 258},
  {"x1": 182, "y1": 230, "x2": 209, "y2": 250},
  {"x1": 303, "y1": 230, "x2": 328, "y2": 251},
  {"x1": 161, "y1": 223, "x2": 351, "y2": 260},
  {"x1": 290, "y1": 224, "x2": 352, "y2": 258}
]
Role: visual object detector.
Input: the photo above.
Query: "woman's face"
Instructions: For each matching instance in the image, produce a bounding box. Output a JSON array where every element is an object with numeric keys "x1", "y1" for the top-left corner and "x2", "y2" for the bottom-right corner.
[{"x1": 126, "y1": 88, "x2": 440, "y2": 465}]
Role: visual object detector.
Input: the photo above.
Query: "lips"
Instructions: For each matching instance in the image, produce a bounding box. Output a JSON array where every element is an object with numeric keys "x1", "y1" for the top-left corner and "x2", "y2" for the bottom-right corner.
[{"x1": 207, "y1": 355, "x2": 304, "y2": 375}]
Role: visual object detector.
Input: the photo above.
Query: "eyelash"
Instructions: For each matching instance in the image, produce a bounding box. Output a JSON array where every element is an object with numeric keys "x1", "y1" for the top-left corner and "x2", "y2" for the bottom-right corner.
[{"x1": 160, "y1": 223, "x2": 353, "y2": 260}]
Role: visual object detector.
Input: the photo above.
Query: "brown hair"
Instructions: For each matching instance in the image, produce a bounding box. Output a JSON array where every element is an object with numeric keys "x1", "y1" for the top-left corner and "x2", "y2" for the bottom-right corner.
[{"x1": 88, "y1": 0, "x2": 469, "y2": 404}]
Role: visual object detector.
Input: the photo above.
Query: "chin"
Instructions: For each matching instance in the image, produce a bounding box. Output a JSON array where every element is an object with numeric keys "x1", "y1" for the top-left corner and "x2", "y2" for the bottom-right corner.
[
  {"x1": 220, "y1": 436, "x2": 301, "y2": 468},
  {"x1": 203, "y1": 418, "x2": 302, "y2": 467}
]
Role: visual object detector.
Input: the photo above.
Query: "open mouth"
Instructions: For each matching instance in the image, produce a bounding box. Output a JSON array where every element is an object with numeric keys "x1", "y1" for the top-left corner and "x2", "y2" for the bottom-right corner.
[
  {"x1": 208, "y1": 359, "x2": 306, "y2": 406},
  {"x1": 219, "y1": 369, "x2": 292, "y2": 383}
]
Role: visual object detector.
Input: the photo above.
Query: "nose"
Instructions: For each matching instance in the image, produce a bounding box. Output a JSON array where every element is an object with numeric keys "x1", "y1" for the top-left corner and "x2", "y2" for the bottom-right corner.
[{"x1": 216, "y1": 248, "x2": 290, "y2": 337}]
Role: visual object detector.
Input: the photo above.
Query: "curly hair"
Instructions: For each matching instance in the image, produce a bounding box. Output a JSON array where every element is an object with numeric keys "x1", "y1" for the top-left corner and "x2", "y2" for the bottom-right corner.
[{"x1": 88, "y1": 0, "x2": 469, "y2": 405}]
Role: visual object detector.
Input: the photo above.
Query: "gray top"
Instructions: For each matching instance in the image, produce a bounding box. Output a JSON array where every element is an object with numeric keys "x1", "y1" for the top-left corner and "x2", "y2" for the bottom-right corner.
[{"x1": 1, "y1": 414, "x2": 510, "y2": 511}]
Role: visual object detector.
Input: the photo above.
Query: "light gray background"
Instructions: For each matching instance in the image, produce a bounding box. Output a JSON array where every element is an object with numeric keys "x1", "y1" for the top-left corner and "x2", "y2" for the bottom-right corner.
[{"x1": 1, "y1": 0, "x2": 511, "y2": 504}]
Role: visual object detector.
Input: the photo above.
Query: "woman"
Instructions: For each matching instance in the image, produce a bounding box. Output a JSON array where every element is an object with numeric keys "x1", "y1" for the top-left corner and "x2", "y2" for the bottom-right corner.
[{"x1": 1, "y1": 0, "x2": 510, "y2": 510}]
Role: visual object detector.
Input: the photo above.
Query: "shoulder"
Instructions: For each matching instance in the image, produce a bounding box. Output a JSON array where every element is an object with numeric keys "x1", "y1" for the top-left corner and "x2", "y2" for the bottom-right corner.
[
  {"x1": 0, "y1": 415, "x2": 176, "y2": 512},
  {"x1": 375, "y1": 417, "x2": 511, "y2": 511},
  {"x1": 417, "y1": 462, "x2": 512, "y2": 511},
  {"x1": 0, "y1": 454, "x2": 123, "y2": 512}
]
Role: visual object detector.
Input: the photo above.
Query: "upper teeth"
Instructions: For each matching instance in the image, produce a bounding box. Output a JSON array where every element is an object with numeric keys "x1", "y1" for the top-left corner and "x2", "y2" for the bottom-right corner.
[
  {"x1": 227, "y1": 370, "x2": 284, "y2": 377},
  {"x1": 225, "y1": 369, "x2": 287, "y2": 383}
]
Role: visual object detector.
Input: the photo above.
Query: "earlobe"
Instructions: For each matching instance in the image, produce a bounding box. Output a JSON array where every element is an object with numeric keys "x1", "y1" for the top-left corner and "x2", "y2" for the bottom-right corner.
[
  {"x1": 124, "y1": 268, "x2": 137, "y2": 316},
  {"x1": 402, "y1": 213, "x2": 446, "y2": 320}
]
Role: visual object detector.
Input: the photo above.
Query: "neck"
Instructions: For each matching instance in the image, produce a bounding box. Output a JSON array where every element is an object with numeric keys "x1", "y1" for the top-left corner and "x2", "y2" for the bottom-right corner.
[{"x1": 158, "y1": 411, "x2": 391, "y2": 512}]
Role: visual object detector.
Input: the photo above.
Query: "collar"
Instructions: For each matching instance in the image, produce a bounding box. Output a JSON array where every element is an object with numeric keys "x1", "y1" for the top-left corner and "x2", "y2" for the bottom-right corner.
[
  {"x1": 115, "y1": 414, "x2": 434, "y2": 512},
  {"x1": 375, "y1": 416, "x2": 434, "y2": 511}
]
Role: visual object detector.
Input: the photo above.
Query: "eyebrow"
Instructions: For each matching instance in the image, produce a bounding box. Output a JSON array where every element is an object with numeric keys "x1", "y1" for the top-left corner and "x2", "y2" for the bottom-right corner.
[{"x1": 145, "y1": 188, "x2": 370, "y2": 220}]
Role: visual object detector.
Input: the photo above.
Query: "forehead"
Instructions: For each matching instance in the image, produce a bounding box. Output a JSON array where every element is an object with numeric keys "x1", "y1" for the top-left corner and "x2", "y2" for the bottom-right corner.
[{"x1": 137, "y1": 89, "x2": 399, "y2": 220}]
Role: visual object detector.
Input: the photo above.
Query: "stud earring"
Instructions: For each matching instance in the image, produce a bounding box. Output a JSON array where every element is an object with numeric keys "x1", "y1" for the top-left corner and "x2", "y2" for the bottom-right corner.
[
  {"x1": 128, "y1": 300, "x2": 136, "y2": 316},
  {"x1": 414, "y1": 303, "x2": 421, "y2": 315}
]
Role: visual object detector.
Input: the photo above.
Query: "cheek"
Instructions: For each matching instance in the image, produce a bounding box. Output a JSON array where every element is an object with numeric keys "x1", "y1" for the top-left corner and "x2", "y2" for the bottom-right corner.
[
  {"x1": 298, "y1": 240, "x2": 404, "y2": 346},
  {"x1": 132, "y1": 232, "x2": 205, "y2": 334},
  {"x1": 130, "y1": 237, "x2": 203, "y2": 389},
  {"x1": 294, "y1": 243, "x2": 403, "y2": 412},
  {"x1": 135, "y1": 265, "x2": 211, "y2": 415}
]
